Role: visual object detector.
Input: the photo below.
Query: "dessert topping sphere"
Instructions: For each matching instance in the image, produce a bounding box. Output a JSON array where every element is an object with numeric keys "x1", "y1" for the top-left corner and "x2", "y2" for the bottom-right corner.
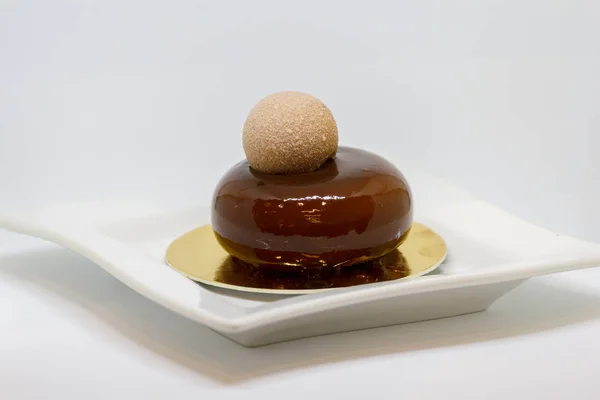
[{"x1": 242, "y1": 91, "x2": 338, "y2": 174}]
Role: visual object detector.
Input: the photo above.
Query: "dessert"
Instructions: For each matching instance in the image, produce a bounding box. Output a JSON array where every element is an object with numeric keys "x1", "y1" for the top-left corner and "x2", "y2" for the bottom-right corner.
[{"x1": 211, "y1": 91, "x2": 413, "y2": 273}]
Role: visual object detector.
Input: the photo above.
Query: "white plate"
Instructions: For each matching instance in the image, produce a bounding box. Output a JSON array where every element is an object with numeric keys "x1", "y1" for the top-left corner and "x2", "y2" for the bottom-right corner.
[{"x1": 2, "y1": 167, "x2": 600, "y2": 347}]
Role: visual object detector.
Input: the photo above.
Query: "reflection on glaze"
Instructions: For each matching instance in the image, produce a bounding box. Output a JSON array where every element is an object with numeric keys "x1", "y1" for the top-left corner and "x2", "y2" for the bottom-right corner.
[
  {"x1": 211, "y1": 147, "x2": 413, "y2": 271},
  {"x1": 214, "y1": 249, "x2": 410, "y2": 290}
]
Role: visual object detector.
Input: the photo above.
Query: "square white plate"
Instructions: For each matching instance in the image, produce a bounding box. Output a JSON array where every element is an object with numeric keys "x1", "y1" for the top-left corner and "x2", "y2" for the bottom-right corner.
[{"x1": 2, "y1": 167, "x2": 600, "y2": 347}]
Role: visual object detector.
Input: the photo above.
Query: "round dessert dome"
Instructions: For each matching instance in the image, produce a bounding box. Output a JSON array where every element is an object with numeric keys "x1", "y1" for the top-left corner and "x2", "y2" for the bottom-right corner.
[{"x1": 211, "y1": 91, "x2": 413, "y2": 272}]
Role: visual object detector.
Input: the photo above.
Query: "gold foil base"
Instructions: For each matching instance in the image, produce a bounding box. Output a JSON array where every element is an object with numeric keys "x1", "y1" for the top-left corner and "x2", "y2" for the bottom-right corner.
[{"x1": 165, "y1": 222, "x2": 447, "y2": 295}]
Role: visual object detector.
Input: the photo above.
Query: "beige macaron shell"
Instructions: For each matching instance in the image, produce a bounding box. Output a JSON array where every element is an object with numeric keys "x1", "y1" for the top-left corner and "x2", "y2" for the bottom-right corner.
[{"x1": 242, "y1": 91, "x2": 338, "y2": 174}]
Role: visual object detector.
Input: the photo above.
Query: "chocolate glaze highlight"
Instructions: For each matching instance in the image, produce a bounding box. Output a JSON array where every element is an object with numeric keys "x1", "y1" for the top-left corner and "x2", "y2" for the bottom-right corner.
[{"x1": 211, "y1": 146, "x2": 413, "y2": 272}]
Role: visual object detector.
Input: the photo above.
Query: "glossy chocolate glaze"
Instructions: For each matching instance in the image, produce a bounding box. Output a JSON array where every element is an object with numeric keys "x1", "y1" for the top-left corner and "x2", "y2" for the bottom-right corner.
[{"x1": 211, "y1": 146, "x2": 413, "y2": 271}]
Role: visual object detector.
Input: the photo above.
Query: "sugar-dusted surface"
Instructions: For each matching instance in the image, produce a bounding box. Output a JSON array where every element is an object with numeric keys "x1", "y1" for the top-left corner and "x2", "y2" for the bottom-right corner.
[{"x1": 242, "y1": 91, "x2": 338, "y2": 174}]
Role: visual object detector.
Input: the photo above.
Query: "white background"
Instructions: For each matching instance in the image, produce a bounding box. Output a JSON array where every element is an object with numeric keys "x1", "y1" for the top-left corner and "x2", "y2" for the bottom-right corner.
[{"x1": 1, "y1": 1, "x2": 600, "y2": 398}]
